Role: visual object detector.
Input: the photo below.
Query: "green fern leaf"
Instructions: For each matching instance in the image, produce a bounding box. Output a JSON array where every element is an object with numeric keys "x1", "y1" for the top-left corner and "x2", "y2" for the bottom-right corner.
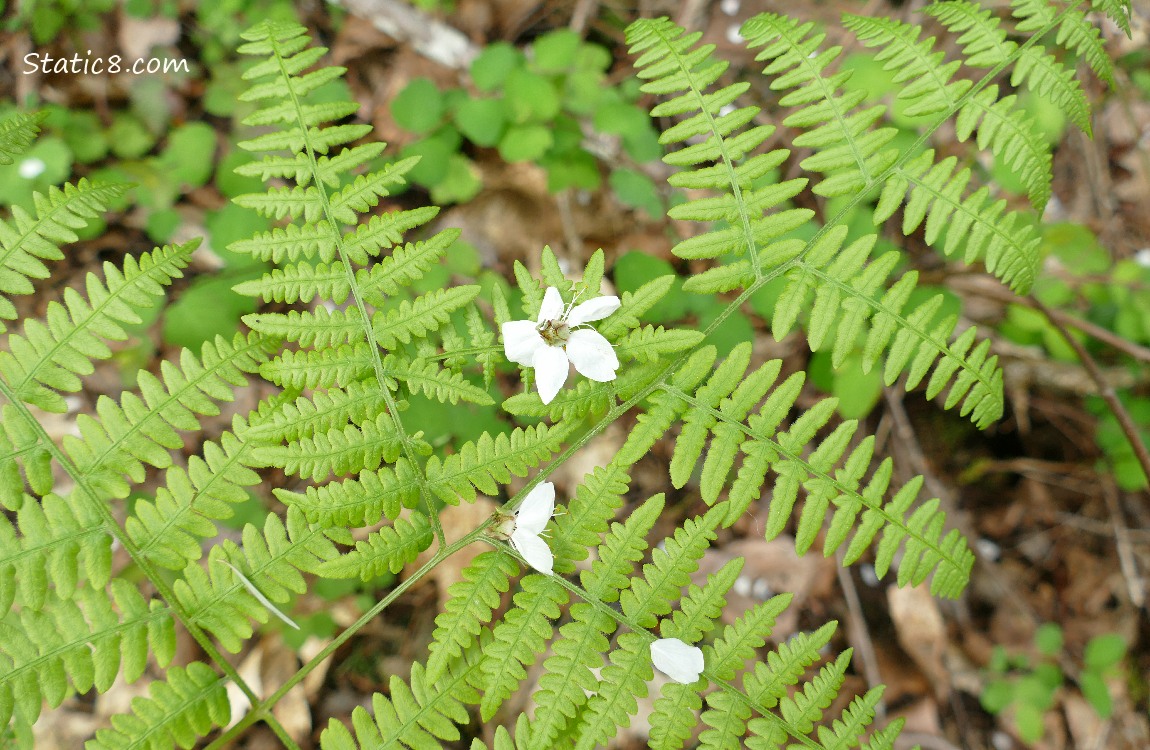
[
  {"x1": 127, "y1": 419, "x2": 264, "y2": 570},
  {"x1": 317, "y1": 512, "x2": 434, "y2": 579},
  {"x1": 0, "y1": 178, "x2": 127, "y2": 330},
  {"x1": 0, "y1": 111, "x2": 44, "y2": 164},
  {"x1": 0, "y1": 241, "x2": 195, "y2": 412},
  {"x1": 528, "y1": 494, "x2": 664, "y2": 746},
  {"x1": 373, "y1": 286, "x2": 481, "y2": 349},
  {"x1": 384, "y1": 354, "x2": 494, "y2": 406},
  {"x1": 479, "y1": 573, "x2": 568, "y2": 720},
  {"x1": 173, "y1": 510, "x2": 339, "y2": 652},
  {"x1": 424, "y1": 423, "x2": 572, "y2": 503},
  {"x1": 320, "y1": 659, "x2": 480, "y2": 750},
  {"x1": 85, "y1": 662, "x2": 229, "y2": 750},
  {"x1": 0, "y1": 581, "x2": 176, "y2": 731},
  {"x1": 0, "y1": 492, "x2": 111, "y2": 615},
  {"x1": 276, "y1": 457, "x2": 422, "y2": 526},
  {"x1": 426, "y1": 550, "x2": 517, "y2": 681}
]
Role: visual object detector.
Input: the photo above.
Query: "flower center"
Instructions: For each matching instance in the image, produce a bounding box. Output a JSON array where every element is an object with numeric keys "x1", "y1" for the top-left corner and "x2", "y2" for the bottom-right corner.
[{"x1": 537, "y1": 318, "x2": 571, "y2": 346}]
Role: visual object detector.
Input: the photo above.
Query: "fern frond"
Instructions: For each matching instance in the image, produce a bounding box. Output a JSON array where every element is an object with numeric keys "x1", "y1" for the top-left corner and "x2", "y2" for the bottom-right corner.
[
  {"x1": 649, "y1": 560, "x2": 742, "y2": 750},
  {"x1": 384, "y1": 355, "x2": 495, "y2": 406},
  {"x1": 0, "y1": 581, "x2": 176, "y2": 731},
  {"x1": 243, "y1": 380, "x2": 388, "y2": 444},
  {"x1": 127, "y1": 418, "x2": 264, "y2": 569},
  {"x1": 0, "y1": 240, "x2": 194, "y2": 412},
  {"x1": 620, "y1": 505, "x2": 724, "y2": 628},
  {"x1": 58, "y1": 332, "x2": 275, "y2": 500},
  {"x1": 746, "y1": 650, "x2": 852, "y2": 748},
  {"x1": 316, "y1": 512, "x2": 434, "y2": 580},
  {"x1": 424, "y1": 423, "x2": 572, "y2": 503},
  {"x1": 0, "y1": 407, "x2": 54, "y2": 510},
  {"x1": 573, "y1": 631, "x2": 653, "y2": 749},
  {"x1": 260, "y1": 343, "x2": 374, "y2": 390},
  {"x1": 0, "y1": 111, "x2": 44, "y2": 164},
  {"x1": 356, "y1": 227, "x2": 458, "y2": 298},
  {"x1": 478, "y1": 573, "x2": 568, "y2": 720},
  {"x1": 843, "y1": 13, "x2": 1053, "y2": 208},
  {"x1": 652, "y1": 345, "x2": 974, "y2": 597},
  {"x1": 275, "y1": 458, "x2": 423, "y2": 526},
  {"x1": 252, "y1": 411, "x2": 406, "y2": 482},
  {"x1": 0, "y1": 178, "x2": 129, "y2": 331},
  {"x1": 173, "y1": 509, "x2": 339, "y2": 652},
  {"x1": 320, "y1": 659, "x2": 480, "y2": 750},
  {"x1": 372, "y1": 286, "x2": 481, "y2": 349},
  {"x1": 245, "y1": 305, "x2": 366, "y2": 348},
  {"x1": 426, "y1": 550, "x2": 517, "y2": 681},
  {"x1": 1010, "y1": 0, "x2": 1114, "y2": 84},
  {"x1": 549, "y1": 463, "x2": 630, "y2": 574},
  {"x1": 527, "y1": 495, "x2": 664, "y2": 747},
  {"x1": 85, "y1": 662, "x2": 229, "y2": 750},
  {"x1": 627, "y1": 18, "x2": 807, "y2": 285},
  {"x1": 0, "y1": 492, "x2": 110, "y2": 615}
]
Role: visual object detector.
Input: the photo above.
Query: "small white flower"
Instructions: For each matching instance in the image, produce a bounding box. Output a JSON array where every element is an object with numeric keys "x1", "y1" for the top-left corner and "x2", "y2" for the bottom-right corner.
[
  {"x1": 491, "y1": 481, "x2": 557, "y2": 575},
  {"x1": 18, "y1": 157, "x2": 46, "y2": 179},
  {"x1": 651, "y1": 637, "x2": 705, "y2": 684},
  {"x1": 502, "y1": 286, "x2": 621, "y2": 404}
]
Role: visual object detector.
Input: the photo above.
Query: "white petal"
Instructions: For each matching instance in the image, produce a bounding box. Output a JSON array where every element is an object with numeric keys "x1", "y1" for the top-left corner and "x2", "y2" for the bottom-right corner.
[
  {"x1": 532, "y1": 346, "x2": 569, "y2": 404},
  {"x1": 502, "y1": 320, "x2": 545, "y2": 366},
  {"x1": 516, "y1": 482, "x2": 555, "y2": 535},
  {"x1": 511, "y1": 530, "x2": 554, "y2": 575},
  {"x1": 538, "y1": 286, "x2": 564, "y2": 324},
  {"x1": 567, "y1": 295, "x2": 620, "y2": 325},
  {"x1": 651, "y1": 638, "x2": 705, "y2": 684},
  {"x1": 565, "y1": 329, "x2": 619, "y2": 382}
]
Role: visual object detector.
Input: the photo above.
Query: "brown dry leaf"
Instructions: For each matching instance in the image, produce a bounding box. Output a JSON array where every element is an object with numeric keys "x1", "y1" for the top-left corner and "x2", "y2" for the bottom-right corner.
[
  {"x1": 264, "y1": 637, "x2": 312, "y2": 744},
  {"x1": 117, "y1": 15, "x2": 180, "y2": 61},
  {"x1": 887, "y1": 584, "x2": 950, "y2": 698},
  {"x1": 408, "y1": 498, "x2": 499, "y2": 609},
  {"x1": 696, "y1": 536, "x2": 834, "y2": 639}
]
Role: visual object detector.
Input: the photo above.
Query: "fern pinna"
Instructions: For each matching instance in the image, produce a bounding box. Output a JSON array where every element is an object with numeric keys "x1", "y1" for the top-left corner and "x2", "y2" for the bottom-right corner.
[{"x1": 0, "y1": 0, "x2": 1129, "y2": 747}]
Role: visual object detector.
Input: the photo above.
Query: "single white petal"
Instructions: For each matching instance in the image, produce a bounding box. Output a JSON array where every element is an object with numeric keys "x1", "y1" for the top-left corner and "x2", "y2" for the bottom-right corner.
[
  {"x1": 565, "y1": 329, "x2": 619, "y2": 382},
  {"x1": 537, "y1": 286, "x2": 564, "y2": 324},
  {"x1": 502, "y1": 320, "x2": 545, "y2": 365},
  {"x1": 651, "y1": 638, "x2": 705, "y2": 684},
  {"x1": 532, "y1": 345, "x2": 569, "y2": 404},
  {"x1": 516, "y1": 482, "x2": 555, "y2": 535},
  {"x1": 567, "y1": 295, "x2": 621, "y2": 325},
  {"x1": 511, "y1": 530, "x2": 554, "y2": 575}
]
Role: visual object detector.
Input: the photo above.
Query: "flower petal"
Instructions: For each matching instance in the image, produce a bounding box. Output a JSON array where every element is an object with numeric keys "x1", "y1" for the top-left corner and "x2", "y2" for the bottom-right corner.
[
  {"x1": 502, "y1": 320, "x2": 545, "y2": 366},
  {"x1": 515, "y1": 482, "x2": 555, "y2": 535},
  {"x1": 511, "y1": 530, "x2": 554, "y2": 575},
  {"x1": 532, "y1": 345, "x2": 569, "y2": 404},
  {"x1": 537, "y1": 286, "x2": 564, "y2": 324},
  {"x1": 565, "y1": 329, "x2": 619, "y2": 382},
  {"x1": 651, "y1": 638, "x2": 705, "y2": 684},
  {"x1": 567, "y1": 295, "x2": 620, "y2": 326}
]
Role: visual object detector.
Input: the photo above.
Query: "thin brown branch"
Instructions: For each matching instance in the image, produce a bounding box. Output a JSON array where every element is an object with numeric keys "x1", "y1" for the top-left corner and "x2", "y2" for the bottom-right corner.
[
  {"x1": 1031, "y1": 298, "x2": 1150, "y2": 492},
  {"x1": 952, "y1": 276, "x2": 1150, "y2": 364}
]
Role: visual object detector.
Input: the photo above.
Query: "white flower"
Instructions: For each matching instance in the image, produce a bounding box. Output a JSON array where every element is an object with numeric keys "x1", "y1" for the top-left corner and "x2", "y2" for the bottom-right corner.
[
  {"x1": 494, "y1": 481, "x2": 556, "y2": 575},
  {"x1": 18, "y1": 157, "x2": 46, "y2": 179},
  {"x1": 651, "y1": 638, "x2": 705, "y2": 684},
  {"x1": 502, "y1": 286, "x2": 621, "y2": 404}
]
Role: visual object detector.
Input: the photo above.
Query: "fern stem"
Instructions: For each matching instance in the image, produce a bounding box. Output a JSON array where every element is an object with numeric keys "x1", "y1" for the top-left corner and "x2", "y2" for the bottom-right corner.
[
  {"x1": 0, "y1": 378, "x2": 269, "y2": 730},
  {"x1": 204, "y1": 529, "x2": 481, "y2": 748},
  {"x1": 264, "y1": 31, "x2": 448, "y2": 549}
]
